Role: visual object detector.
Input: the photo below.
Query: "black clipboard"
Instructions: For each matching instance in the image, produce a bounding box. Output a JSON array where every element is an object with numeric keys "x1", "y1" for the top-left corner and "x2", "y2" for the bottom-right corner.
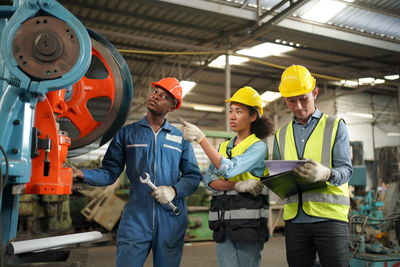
[{"x1": 260, "y1": 170, "x2": 327, "y2": 199}]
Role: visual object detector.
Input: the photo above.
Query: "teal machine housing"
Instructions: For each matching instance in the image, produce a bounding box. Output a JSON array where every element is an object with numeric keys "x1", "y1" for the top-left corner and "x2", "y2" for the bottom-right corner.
[{"x1": 0, "y1": 0, "x2": 91, "y2": 244}]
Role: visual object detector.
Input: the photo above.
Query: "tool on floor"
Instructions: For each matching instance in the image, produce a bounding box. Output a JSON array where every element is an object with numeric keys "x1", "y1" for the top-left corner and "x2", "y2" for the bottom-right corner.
[{"x1": 139, "y1": 172, "x2": 180, "y2": 216}]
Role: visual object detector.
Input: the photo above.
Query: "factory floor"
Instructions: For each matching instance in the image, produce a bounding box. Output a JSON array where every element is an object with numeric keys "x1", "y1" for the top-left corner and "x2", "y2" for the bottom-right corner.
[{"x1": 86, "y1": 233, "x2": 287, "y2": 267}]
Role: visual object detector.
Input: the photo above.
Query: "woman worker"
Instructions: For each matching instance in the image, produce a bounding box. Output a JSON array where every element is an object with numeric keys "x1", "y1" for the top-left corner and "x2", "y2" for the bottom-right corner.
[{"x1": 179, "y1": 86, "x2": 274, "y2": 267}]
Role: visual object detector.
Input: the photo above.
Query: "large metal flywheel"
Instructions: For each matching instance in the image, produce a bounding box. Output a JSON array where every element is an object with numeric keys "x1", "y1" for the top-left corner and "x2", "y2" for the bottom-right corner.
[{"x1": 59, "y1": 29, "x2": 133, "y2": 157}]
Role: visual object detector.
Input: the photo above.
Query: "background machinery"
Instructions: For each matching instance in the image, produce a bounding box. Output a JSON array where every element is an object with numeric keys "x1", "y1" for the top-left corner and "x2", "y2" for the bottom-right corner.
[{"x1": 349, "y1": 143, "x2": 400, "y2": 266}]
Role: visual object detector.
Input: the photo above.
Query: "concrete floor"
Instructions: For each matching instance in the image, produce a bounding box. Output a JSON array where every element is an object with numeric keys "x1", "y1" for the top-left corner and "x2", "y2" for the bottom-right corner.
[{"x1": 86, "y1": 234, "x2": 288, "y2": 267}]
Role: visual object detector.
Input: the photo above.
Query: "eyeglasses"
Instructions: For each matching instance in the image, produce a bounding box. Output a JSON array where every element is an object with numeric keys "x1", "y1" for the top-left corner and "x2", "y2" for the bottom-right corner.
[{"x1": 151, "y1": 88, "x2": 170, "y2": 100}]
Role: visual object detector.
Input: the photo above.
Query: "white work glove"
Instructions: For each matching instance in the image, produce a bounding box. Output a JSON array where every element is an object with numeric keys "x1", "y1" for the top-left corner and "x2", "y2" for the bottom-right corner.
[
  {"x1": 177, "y1": 117, "x2": 206, "y2": 144},
  {"x1": 294, "y1": 159, "x2": 331, "y2": 183},
  {"x1": 72, "y1": 167, "x2": 84, "y2": 180},
  {"x1": 151, "y1": 186, "x2": 176, "y2": 204},
  {"x1": 234, "y1": 179, "x2": 264, "y2": 197}
]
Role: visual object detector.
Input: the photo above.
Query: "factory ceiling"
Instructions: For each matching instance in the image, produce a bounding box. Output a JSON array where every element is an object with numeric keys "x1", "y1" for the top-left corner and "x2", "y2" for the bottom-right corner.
[{"x1": 48, "y1": 0, "x2": 400, "y2": 129}]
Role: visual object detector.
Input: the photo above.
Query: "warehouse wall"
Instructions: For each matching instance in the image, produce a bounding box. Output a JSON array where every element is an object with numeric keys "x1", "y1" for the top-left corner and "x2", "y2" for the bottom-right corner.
[{"x1": 336, "y1": 92, "x2": 400, "y2": 161}]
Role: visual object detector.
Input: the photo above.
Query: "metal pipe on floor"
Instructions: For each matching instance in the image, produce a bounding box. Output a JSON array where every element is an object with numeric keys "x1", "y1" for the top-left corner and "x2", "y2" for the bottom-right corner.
[{"x1": 7, "y1": 231, "x2": 103, "y2": 255}]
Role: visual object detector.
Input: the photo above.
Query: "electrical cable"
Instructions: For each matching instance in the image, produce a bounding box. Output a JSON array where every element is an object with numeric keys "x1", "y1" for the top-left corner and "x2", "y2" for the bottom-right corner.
[{"x1": 351, "y1": 213, "x2": 400, "y2": 224}]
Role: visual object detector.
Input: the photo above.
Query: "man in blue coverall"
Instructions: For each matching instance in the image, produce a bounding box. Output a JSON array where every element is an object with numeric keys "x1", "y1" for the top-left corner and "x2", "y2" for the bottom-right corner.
[
  {"x1": 274, "y1": 65, "x2": 352, "y2": 267},
  {"x1": 73, "y1": 77, "x2": 202, "y2": 267}
]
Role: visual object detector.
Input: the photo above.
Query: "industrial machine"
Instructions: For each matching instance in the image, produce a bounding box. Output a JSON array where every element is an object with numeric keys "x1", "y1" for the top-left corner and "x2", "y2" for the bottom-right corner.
[
  {"x1": 349, "y1": 143, "x2": 400, "y2": 266},
  {"x1": 350, "y1": 184, "x2": 400, "y2": 267},
  {"x1": 0, "y1": 0, "x2": 133, "y2": 263}
]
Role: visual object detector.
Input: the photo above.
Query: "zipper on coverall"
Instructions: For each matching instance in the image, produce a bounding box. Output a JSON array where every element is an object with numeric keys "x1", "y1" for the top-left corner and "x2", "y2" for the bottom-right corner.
[{"x1": 151, "y1": 128, "x2": 160, "y2": 231}]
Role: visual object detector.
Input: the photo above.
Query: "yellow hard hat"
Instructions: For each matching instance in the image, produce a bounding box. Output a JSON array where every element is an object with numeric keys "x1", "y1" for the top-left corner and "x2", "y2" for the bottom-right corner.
[
  {"x1": 225, "y1": 86, "x2": 263, "y2": 116},
  {"x1": 278, "y1": 65, "x2": 316, "y2": 97}
]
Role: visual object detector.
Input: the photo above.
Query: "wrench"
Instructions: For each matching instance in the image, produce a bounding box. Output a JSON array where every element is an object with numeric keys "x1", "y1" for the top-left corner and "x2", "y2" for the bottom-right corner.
[{"x1": 139, "y1": 172, "x2": 180, "y2": 216}]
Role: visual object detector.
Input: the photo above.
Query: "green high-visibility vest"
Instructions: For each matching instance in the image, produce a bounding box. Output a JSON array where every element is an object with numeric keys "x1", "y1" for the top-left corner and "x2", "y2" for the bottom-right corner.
[
  {"x1": 276, "y1": 114, "x2": 350, "y2": 222},
  {"x1": 218, "y1": 134, "x2": 268, "y2": 182}
]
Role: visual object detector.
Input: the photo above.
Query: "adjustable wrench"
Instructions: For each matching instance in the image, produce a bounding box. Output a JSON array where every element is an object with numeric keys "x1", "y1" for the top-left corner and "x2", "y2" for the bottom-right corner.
[{"x1": 139, "y1": 172, "x2": 180, "y2": 216}]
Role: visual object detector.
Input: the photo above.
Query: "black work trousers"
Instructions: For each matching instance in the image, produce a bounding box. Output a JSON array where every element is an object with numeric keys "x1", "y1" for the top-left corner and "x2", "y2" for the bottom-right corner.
[{"x1": 285, "y1": 221, "x2": 350, "y2": 267}]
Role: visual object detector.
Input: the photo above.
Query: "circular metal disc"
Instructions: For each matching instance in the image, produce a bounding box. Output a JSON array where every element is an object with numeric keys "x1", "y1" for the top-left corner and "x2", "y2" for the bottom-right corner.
[
  {"x1": 12, "y1": 16, "x2": 79, "y2": 80},
  {"x1": 59, "y1": 29, "x2": 133, "y2": 157}
]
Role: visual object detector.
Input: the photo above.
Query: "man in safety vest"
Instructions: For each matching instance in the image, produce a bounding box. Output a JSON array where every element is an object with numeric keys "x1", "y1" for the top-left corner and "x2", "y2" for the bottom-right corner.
[{"x1": 273, "y1": 65, "x2": 352, "y2": 267}]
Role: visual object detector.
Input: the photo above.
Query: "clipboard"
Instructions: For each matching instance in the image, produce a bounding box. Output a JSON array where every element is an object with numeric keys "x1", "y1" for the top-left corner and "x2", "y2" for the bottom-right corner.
[
  {"x1": 264, "y1": 160, "x2": 306, "y2": 176},
  {"x1": 260, "y1": 170, "x2": 327, "y2": 199}
]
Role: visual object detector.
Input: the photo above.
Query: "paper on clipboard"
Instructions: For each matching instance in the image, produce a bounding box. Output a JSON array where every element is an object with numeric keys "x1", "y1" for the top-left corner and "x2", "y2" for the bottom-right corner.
[
  {"x1": 261, "y1": 160, "x2": 327, "y2": 199},
  {"x1": 264, "y1": 160, "x2": 306, "y2": 176}
]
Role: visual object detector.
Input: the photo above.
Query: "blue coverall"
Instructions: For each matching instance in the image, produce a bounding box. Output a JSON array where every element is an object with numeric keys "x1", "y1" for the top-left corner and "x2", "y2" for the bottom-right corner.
[{"x1": 83, "y1": 117, "x2": 202, "y2": 267}]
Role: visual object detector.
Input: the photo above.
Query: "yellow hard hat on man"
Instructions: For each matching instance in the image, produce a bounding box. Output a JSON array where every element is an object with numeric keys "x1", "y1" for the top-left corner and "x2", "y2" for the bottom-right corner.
[
  {"x1": 279, "y1": 65, "x2": 316, "y2": 97},
  {"x1": 225, "y1": 86, "x2": 263, "y2": 116}
]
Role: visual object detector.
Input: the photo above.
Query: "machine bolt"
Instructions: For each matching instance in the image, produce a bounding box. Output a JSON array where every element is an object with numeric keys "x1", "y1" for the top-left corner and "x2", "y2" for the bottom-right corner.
[
  {"x1": 39, "y1": 0, "x2": 54, "y2": 8},
  {"x1": 11, "y1": 148, "x2": 19, "y2": 154},
  {"x1": 26, "y1": 0, "x2": 38, "y2": 9},
  {"x1": 13, "y1": 120, "x2": 21, "y2": 125}
]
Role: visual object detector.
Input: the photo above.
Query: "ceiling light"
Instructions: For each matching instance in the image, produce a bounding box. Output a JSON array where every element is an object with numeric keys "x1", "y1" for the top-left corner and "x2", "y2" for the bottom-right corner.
[
  {"x1": 193, "y1": 104, "x2": 225, "y2": 113},
  {"x1": 237, "y1": 42, "x2": 295, "y2": 58},
  {"x1": 384, "y1": 74, "x2": 399, "y2": 80},
  {"x1": 180, "y1": 81, "x2": 196, "y2": 98},
  {"x1": 261, "y1": 91, "x2": 281, "y2": 103},
  {"x1": 208, "y1": 55, "x2": 249, "y2": 68},
  {"x1": 346, "y1": 112, "x2": 373, "y2": 119},
  {"x1": 358, "y1": 77, "x2": 375, "y2": 84},
  {"x1": 181, "y1": 102, "x2": 225, "y2": 113},
  {"x1": 387, "y1": 132, "x2": 400, "y2": 137},
  {"x1": 275, "y1": 39, "x2": 282, "y2": 43},
  {"x1": 373, "y1": 79, "x2": 385, "y2": 84},
  {"x1": 340, "y1": 80, "x2": 358, "y2": 87},
  {"x1": 301, "y1": 0, "x2": 348, "y2": 23}
]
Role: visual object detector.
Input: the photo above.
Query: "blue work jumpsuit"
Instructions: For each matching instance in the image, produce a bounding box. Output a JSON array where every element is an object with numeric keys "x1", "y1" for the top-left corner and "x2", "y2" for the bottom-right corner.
[{"x1": 83, "y1": 117, "x2": 202, "y2": 267}]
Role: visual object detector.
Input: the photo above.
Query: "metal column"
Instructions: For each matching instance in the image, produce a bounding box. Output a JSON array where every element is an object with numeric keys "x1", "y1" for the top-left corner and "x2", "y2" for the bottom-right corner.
[{"x1": 225, "y1": 51, "x2": 231, "y2": 132}]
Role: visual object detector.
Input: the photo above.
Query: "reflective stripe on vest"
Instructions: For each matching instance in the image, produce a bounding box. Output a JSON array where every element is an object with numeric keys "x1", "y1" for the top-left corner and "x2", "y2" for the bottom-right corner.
[
  {"x1": 209, "y1": 208, "x2": 268, "y2": 221},
  {"x1": 276, "y1": 114, "x2": 350, "y2": 222}
]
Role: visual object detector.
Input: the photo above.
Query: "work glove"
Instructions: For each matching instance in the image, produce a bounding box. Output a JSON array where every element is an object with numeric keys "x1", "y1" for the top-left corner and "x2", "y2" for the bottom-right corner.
[
  {"x1": 151, "y1": 186, "x2": 176, "y2": 204},
  {"x1": 65, "y1": 162, "x2": 84, "y2": 182},
  {"x1": 294, "y1": 159, "x2": 331, "y2": 183},
  {"x1": 72, "y1": 167, "x2": 84, "y2": 180},
  {"x1": 177, "y1": 117, "x2": 206, "y2": 144},
  {"x1": 234, "y1": 179, "x2": 264, "y2": 197}
]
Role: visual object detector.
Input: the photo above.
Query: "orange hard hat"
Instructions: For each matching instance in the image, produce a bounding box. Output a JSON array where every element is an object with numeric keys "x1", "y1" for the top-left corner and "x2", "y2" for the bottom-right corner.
[{"x1": 151, "y1": 77, "x2": 182, "y2": 109}]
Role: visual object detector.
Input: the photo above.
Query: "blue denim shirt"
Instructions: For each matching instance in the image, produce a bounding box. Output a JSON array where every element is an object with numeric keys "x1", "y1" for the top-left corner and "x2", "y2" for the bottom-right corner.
[
  {"x1": 204, "y1": 137, "x2": 267, "y2": 191},
  {"x1": 273, "y1": 109, "x2": 352, "y2": 222}
]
